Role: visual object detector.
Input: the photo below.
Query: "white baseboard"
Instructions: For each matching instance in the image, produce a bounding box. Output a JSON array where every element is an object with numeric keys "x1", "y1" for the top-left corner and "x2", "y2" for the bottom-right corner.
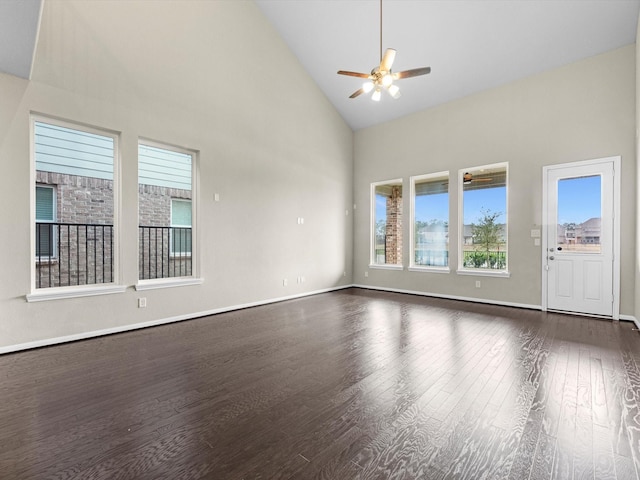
[
  {"x1": 619, "y1": 314, "x2": 640, "y2": 328},
  {"x1": 0, "y1": 285, "x2": 352, "y2": 355},
  {"x1": 353, "y1": 285, "x2": 640, "y2": 325},
  {"x1": 352, "y1": 284, "x2": 542, "y2": 311}
]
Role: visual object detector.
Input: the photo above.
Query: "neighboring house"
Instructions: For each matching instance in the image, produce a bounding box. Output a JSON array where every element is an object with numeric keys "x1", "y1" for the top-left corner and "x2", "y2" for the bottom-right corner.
[
  {"x1": 579, "y1": 217, "x2": 601, "y2": 244},
  {"x1": 556, "y1": 217, "x2": 601, "y2": 245}
]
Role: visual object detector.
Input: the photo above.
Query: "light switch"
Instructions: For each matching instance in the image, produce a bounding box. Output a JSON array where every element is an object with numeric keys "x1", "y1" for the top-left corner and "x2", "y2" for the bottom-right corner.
[{"x1": 530, "y1": 229, "x2": 541, "y2": 238}]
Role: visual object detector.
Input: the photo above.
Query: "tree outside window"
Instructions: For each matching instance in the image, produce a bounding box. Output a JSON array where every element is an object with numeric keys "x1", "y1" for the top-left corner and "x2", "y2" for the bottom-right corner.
[{"x1": 460, "y1": 164, "x2": 508, "y2": 272}]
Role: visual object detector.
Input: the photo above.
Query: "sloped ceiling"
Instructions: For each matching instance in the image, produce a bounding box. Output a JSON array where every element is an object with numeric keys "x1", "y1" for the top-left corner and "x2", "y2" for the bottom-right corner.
[
  {"x1": 0, "y1": 0, "x2": 41, "y2": 79},
  {"x1": 1, "y1": 0, "x2": 638, "y2": 131},
  {"x1": 256, "y1": 0, "x2": 640, "y2": 130}
]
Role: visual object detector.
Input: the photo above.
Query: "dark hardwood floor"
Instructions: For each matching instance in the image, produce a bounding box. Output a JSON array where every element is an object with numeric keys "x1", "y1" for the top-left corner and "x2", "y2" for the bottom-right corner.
[{"x1": 1, "y1": 288, "x2": 639, "y2": 479}]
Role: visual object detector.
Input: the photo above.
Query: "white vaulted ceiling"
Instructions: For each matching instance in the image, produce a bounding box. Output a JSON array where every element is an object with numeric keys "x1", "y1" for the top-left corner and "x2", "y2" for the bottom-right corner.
[
  {"x1": 256, "y1": 0, "x2": 640, "y2": 130},
  {"x1": 0, "y1": 0, "x2": 41, "y2": 79},
  {"x1": 1, "y1": 1, "x2": 638, "y2": 131}
]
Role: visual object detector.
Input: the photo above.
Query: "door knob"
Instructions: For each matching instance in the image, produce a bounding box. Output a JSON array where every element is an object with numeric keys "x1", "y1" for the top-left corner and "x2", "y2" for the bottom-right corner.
[{"x1": 549, "y1": 256, "x2": 555, "y2": 260}]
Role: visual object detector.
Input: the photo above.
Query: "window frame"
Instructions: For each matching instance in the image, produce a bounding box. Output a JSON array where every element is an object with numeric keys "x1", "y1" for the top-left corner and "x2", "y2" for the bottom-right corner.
[
  {"x1": 136, "y1": 138, "x2": 201, "y2": 290},
  {"x1": 369, "y1": 178, "x2": 404, "y2": 270},
  {"x1": 27, "y1": 114, "x2": 124, "y2": 302},
  {"x1": 457, "y1": 162, "x2": 510, "y2": 278},
  {"x1": 409, "y1": 171, "x2": 450, "y2": 273}
]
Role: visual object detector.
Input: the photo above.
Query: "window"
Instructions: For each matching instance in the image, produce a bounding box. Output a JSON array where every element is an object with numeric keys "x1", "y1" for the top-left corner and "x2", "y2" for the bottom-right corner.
[
  {"x1": 371, "y1": 179, "x2": 403, "y2": 267},
  {"x1": 459, "y1": 164, "x2": 508, "y2": 274},
  {"x1": 138, "y1": 142, "x2": 195, "y2": 280},
  {"x1": 171, "y1": 199, "x2": 192, "y2": 256},
  {"x1": 32, "y1": 118, "x2": 117, "y2": 290},
  {"x1": 35, "y1": 185, "x2": 56, "y2": 258},
  {"x1": 410, "y1": 172, "x2": 449, "y2": 269},
  {"x1": 557, "y1": 175, "x2": 601, "y2": 253}
]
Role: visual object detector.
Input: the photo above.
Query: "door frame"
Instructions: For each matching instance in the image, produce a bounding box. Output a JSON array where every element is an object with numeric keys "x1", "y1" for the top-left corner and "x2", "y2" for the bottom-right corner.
[{"x1": 541, "y1": 156, "x2": 621, "y2": 319}]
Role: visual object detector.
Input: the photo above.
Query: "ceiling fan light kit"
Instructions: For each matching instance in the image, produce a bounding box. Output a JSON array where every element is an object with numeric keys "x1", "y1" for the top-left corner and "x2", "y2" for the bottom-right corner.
[{"x1": 337, "y1": 0, "x2": 431, "y2": 101}]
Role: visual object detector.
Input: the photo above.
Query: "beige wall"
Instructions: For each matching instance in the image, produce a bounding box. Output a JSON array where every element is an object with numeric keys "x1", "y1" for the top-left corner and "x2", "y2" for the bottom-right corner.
[
  {"x1": 0, "y1": 1, "x2": 354, "y2": 349},
  {"x1": 636, "y1": 13, "x2": 640, "y2": 323},
  {"x1": 354, "y1": 45, "x2": 636, "y2": 315}
]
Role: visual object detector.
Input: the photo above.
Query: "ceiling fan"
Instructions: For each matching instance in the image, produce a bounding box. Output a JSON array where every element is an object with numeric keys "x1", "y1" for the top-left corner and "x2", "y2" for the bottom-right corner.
[
  {"x1": 337, "y1": 0, "x2": 431, "y2": 101},
  {"x1": 463, "y1": 172, "x2": 495, "y2": 184}
]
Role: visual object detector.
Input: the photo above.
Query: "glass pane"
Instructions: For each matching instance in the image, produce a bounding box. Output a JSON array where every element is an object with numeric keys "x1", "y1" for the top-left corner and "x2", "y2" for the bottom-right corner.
[
  {"x1": 35, "y1": 223, "x2": 53, "y2": 257},
  {"x1": 35, "y1": 186, "x2": 54, "y2": 221},
  {"x1": 34, "y1": 120, "x2": 115, "y2": 288},
  {"x1": 462, "y1": 167, "x2": 507, "y2": 270},
  {"x1": 171, "y1": 199, "x2": 192, "y2": 226},
  {"x1": 171, "y1": 228, "x2": 192, "y2": 255},
  {"x1": 373, "y1": 183, "x2": 402, "y2": 265},
  {"x1": 557, "y1": 175, "x2": 601, "y2": 253},
  {"x1": 139, "y1": 143, "x2": 193, "y2": 279},
  {"x1": 414, "y1": 178, "x2": 448, "y2": 266}
]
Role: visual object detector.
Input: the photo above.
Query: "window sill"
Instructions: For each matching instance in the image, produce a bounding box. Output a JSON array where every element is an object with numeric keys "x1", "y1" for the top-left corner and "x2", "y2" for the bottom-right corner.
[
  {"x1": 408, "y1": 266, "x2": 450, "y2": 274},
  {"x1": 26, "y1": 284, "x2": 127, "y2": 302},
  {"x1": 456, "y1": 269, "x2": 511, "y2": 278},
  {"x1": 35, "y1": 258, "x2": 58, "y2": 265},
  {"x1": 135, "y1": 277, "x2": 203, "y2": 291},
  {"x1": 369, "y1": 264, "x2": 403, "y2": 271}
]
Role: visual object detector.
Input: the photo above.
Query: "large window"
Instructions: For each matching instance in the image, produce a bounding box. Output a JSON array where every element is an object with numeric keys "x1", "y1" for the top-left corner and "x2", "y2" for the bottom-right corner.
[
  {"x1": 459, "y1": 164, "x2": 508, "y2": 274},
  {"x1": 138, "y1": 142, "x2": 195, "y2": 280},
  {"x1": 411, "y1": 172, "x2": 449, "y2": 269},
  {"x1": 32, "y1": 118, "x2": 117, "y2": 289},
  {"x1": 371, "y1": 179, "x2": 403, "y2": 267}
]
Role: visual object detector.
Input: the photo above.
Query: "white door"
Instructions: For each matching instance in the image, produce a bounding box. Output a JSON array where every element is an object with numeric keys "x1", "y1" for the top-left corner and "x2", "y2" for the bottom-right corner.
[{"x1": 543, "y1": 158, "x2": 618, "y2": 317}]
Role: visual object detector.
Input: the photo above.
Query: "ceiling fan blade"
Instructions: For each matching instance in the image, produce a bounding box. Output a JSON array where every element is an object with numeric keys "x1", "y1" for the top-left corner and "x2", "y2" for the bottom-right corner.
[
  {"x1": 393, "y1": 67, "x2": 431, "y2": 80},
  {"x1": 349, "y1": 88, "x2": 366, "y2": 99},
  {"x1": 380, "y1": 48, "x2": 396, "y2": 72},
  {"x1": 337, "y1": 70, "x2": 371, "y2": 79}
]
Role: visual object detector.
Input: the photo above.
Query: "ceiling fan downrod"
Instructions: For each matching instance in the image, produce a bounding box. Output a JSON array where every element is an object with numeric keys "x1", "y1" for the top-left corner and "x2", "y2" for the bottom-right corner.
[{"x1": 337, "y1": 0, "x2": 432, "y2": 101}]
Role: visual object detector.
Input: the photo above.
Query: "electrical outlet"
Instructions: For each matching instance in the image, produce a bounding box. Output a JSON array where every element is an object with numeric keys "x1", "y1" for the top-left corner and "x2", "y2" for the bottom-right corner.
[
  {"x1": 364, "y1": 271, "x2": 368, "y2": 278},
  {"x1": 138, "y1": 297, "x2": 147, "y2": 308},
  {"x1": 475, "y1": 281, "x2": 481, "y2": 288},
  {"x1": 283, "y1": 279, "x2": 288, "y2": 286}
]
